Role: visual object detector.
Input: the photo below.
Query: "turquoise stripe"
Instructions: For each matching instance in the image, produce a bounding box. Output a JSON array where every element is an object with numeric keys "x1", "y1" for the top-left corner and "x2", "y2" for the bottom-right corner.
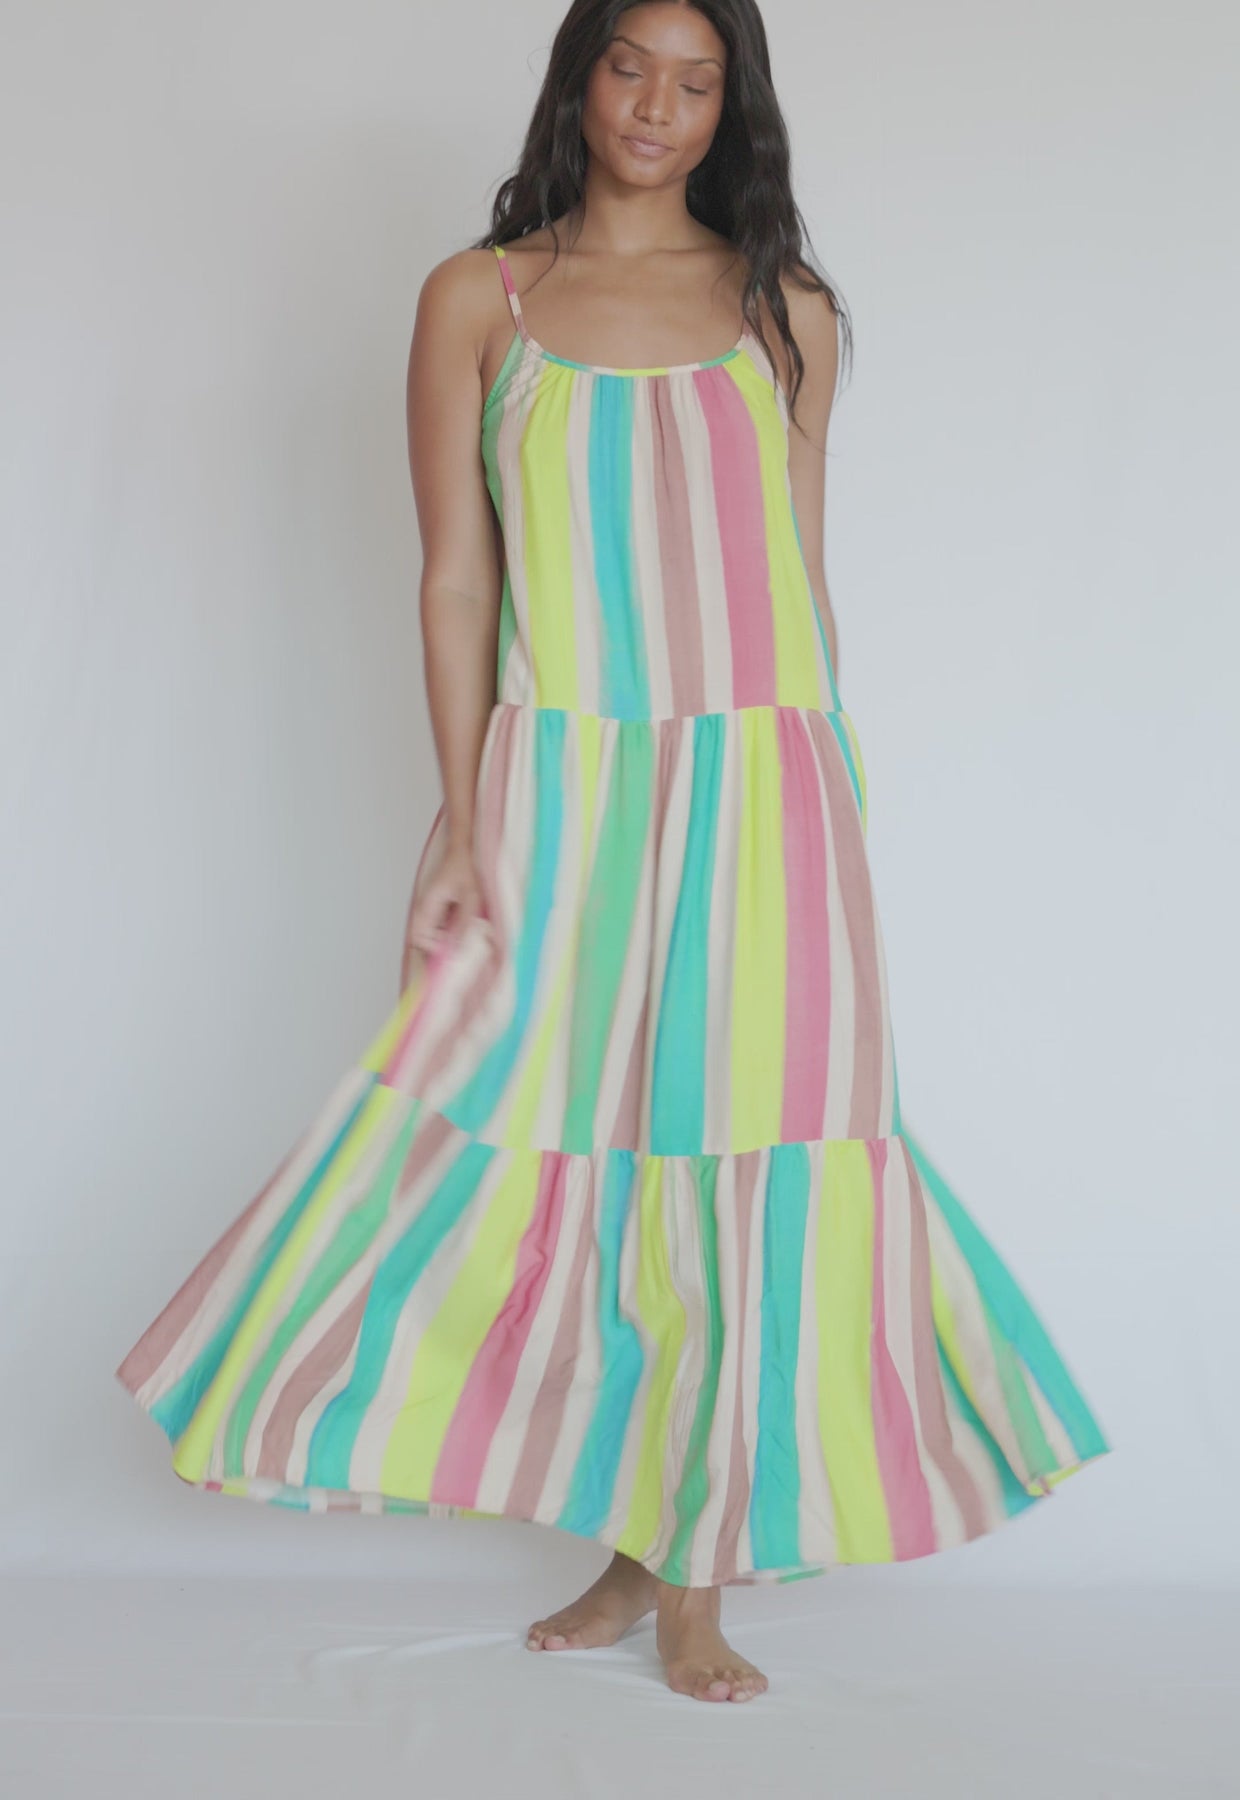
[
  {"x1": 749, "y1": 1141, "x2": 811, "y2": 1568},
  {"x1": 151, "y1": 1074, "x2": 380, "y2": 1444},
  {"x1": 826, "y1": 712, "x2": 864, "y2": 819},
  {"x1": 304, "y1": 1134, "x2": 496, "y2": 1487},
  {"x1": 904, "y1": 1127, "x2": 1110, "y2": 1461},
  {"x1": 556, "y1": 1151, "x2": 644, "y2": 1537},
  {"x1": 445, "y1": 708, "x2": 565, "y2": 1134},
  {"x1": 650, "y1": 713, "x2": 724, "y2": 1155},
  {"x1": 563, "y1": 725, "x2": 654, "y2": 1152},
  {"x1": 589, "y1": 377, "x2": 649, "y2": 719},
  {"x1": 662, "y1": 1158, "x2": 725, "y2": 1583}
]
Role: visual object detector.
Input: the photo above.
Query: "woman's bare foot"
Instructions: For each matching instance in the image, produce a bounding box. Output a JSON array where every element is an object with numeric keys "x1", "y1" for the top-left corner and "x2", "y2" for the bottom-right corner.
[
  {"x1": 525, "y1": 1551, "x2": 659, "y2": 1651},
  {"x1": 655, "y1": 1581, "x2": 769, "y2": 1702}
]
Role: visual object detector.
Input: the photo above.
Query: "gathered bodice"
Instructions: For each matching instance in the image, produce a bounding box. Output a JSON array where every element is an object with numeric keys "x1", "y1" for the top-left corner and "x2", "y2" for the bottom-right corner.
[{"x1": 481, "y1": 243, "x2": 842, "y2": 722}]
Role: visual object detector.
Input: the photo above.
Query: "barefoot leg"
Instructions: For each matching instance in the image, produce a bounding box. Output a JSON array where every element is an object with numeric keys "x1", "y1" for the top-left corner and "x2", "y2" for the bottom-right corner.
[
  {"x1": 525, "y1": 1551, "x2": 659, "y2": 1651},
  {"x1": 655, "y1": 1581, "x2": 769, "y2": 1702}
]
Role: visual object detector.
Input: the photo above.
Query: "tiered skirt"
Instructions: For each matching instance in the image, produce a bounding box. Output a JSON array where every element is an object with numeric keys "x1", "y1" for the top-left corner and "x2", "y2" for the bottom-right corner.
[{"x1": 116, "y1": 700, "x2": 1110, "y2": 1585}]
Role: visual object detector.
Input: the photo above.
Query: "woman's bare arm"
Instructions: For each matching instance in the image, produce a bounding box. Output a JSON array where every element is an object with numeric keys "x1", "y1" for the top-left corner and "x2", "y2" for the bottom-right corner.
[
  {"x1": 778, "y1": 280, "x2": 842, "y2": 684},
  {"x1": 402, "y1": 251, "x2": 501, "y2": 971},
  {"x1": 406, "y1": 250, "x2": 502, "y2": 849}
]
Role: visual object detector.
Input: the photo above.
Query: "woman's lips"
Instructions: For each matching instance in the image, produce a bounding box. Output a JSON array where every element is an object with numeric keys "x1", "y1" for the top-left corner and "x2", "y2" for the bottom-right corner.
[{"x1": 622, "y1": 135, "x2": 673, "y2": 158}]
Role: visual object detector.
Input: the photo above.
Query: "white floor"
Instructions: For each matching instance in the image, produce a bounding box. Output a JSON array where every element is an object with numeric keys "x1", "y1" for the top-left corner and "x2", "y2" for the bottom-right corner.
[{"x1": 1, "y1": 1574, "x2": 1234, "y2": 1798}]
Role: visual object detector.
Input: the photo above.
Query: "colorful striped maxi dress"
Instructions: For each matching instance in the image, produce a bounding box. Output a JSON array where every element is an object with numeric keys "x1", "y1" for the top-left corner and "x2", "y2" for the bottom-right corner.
[{"x1": 114, "y1": 242, "x2": 1111, "y2": 1587}]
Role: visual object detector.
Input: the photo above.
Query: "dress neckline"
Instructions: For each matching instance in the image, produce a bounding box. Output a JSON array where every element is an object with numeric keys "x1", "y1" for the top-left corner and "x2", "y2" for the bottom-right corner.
[{"x1": 492, "y1": 243, "x2": 747, "y2": 378}]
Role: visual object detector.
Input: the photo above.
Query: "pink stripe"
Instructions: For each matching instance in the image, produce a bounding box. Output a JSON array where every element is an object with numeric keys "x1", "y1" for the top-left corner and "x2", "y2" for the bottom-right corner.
[
  {"x1": 867, "y1": 1140, "x2": 937, "y2": 1557},
  {"x1": 430, "y1": 1152, "x2": 572, "y2": 1505},
  {"x1": 777, "y1": 710, "x2": 831, "y2": 1139},
  {"x1": 696, "y1": 370, "x2": 777, "y2": 707},
  {"x1": 807, "y1": 710, "x2": 885, "y2": 1137}
]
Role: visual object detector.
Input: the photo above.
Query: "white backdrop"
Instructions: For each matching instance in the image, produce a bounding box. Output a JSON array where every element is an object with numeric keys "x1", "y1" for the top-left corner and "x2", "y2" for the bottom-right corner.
[{"x1": 2, "y1": 0, "x2": 1235, "y2": 1590}]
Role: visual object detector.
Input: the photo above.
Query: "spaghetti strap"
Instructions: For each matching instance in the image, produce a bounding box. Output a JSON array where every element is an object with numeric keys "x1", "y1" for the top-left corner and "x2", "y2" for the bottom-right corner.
[{"x1": 492, "y1": 244, "x2": 529, "y2": 341}]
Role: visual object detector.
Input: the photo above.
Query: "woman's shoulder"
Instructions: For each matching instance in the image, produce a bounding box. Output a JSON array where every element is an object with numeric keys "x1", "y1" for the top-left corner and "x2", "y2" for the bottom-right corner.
[{"x1": 418, "y1": 244, "x2": 507, "y2": 311}]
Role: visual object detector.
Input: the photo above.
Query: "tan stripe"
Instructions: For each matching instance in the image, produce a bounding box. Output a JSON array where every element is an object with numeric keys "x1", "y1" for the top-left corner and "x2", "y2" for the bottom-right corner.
[
  {"x1": 808, "y1": 710, "x2": 886, "y2": 1138},
  {"x1": 257, "y1": 1283, "x2": 371, "y2": 1480},
  {"x1": 649, "y1": 376, "x2": 706, "y2": 716},
  {"x1": 501, "y1": 1162, "x2": 597, "y2": 1518},
  {"x1": 900, "y1": 1136, "x2": 989, "y2": 1540}
]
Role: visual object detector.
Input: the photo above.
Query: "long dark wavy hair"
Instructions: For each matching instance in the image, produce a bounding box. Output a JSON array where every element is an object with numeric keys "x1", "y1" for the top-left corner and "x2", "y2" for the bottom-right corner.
[{"x1": 470, "y1": 0, "x2": 852, "y2": 430}]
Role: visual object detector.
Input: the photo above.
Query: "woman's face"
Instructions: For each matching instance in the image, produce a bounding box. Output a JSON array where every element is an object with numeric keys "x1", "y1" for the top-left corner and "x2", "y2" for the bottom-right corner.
[{"x1": 581, "y1": 4, "x2": 728, "y2": 190}]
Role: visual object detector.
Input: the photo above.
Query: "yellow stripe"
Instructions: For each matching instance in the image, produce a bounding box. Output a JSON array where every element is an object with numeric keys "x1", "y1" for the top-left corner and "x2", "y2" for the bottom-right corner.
[
  {"x1": 728, "y1": 355, "x2": 823, "y2": 708},
  {"x1": 504, "y1": 713, "x2": 601, "y2": 1143},
  {"x1": 520, "y1": 364, "x2": 579, "y2": 707},
  {"x1": 730, "y1": 707, "x2": 786, "y2": 1150},
  {"x1": 816, "y1": 1141, "x2": 894, "y2": 1560},
  {"x1": 380, "y1": 1149, "x2": 542, "y2": 1494},
  {"x1": 172, "y1": 1084, "x2": 413, "y2": 1482},
  {"x1": 615, "y1": 1156, "x2": 684, "y2": 1561}
]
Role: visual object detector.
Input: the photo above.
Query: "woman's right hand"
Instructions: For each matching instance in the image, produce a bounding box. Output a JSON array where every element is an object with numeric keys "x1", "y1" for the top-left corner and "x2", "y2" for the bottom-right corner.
[{"x1": 399, "y1": 836, "x2": 488, "y2": 995}]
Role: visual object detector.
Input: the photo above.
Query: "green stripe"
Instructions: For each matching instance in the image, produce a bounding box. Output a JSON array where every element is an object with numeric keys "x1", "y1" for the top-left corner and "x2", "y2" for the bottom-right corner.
[{"x1": 563, "y1": 723, "x2": 654, "y2": 1150}]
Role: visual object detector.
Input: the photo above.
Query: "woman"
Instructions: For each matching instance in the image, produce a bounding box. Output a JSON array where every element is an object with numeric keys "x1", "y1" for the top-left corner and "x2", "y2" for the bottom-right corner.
[{"x1": 116, "y1": 0, "x2": 1111, "y2": 1706}]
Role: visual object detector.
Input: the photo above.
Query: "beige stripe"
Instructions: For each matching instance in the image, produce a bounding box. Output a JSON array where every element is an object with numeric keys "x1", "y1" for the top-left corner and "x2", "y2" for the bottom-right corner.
[{"x1": 793, "y1": 1141, "x2": 841, "y2": 1567}]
